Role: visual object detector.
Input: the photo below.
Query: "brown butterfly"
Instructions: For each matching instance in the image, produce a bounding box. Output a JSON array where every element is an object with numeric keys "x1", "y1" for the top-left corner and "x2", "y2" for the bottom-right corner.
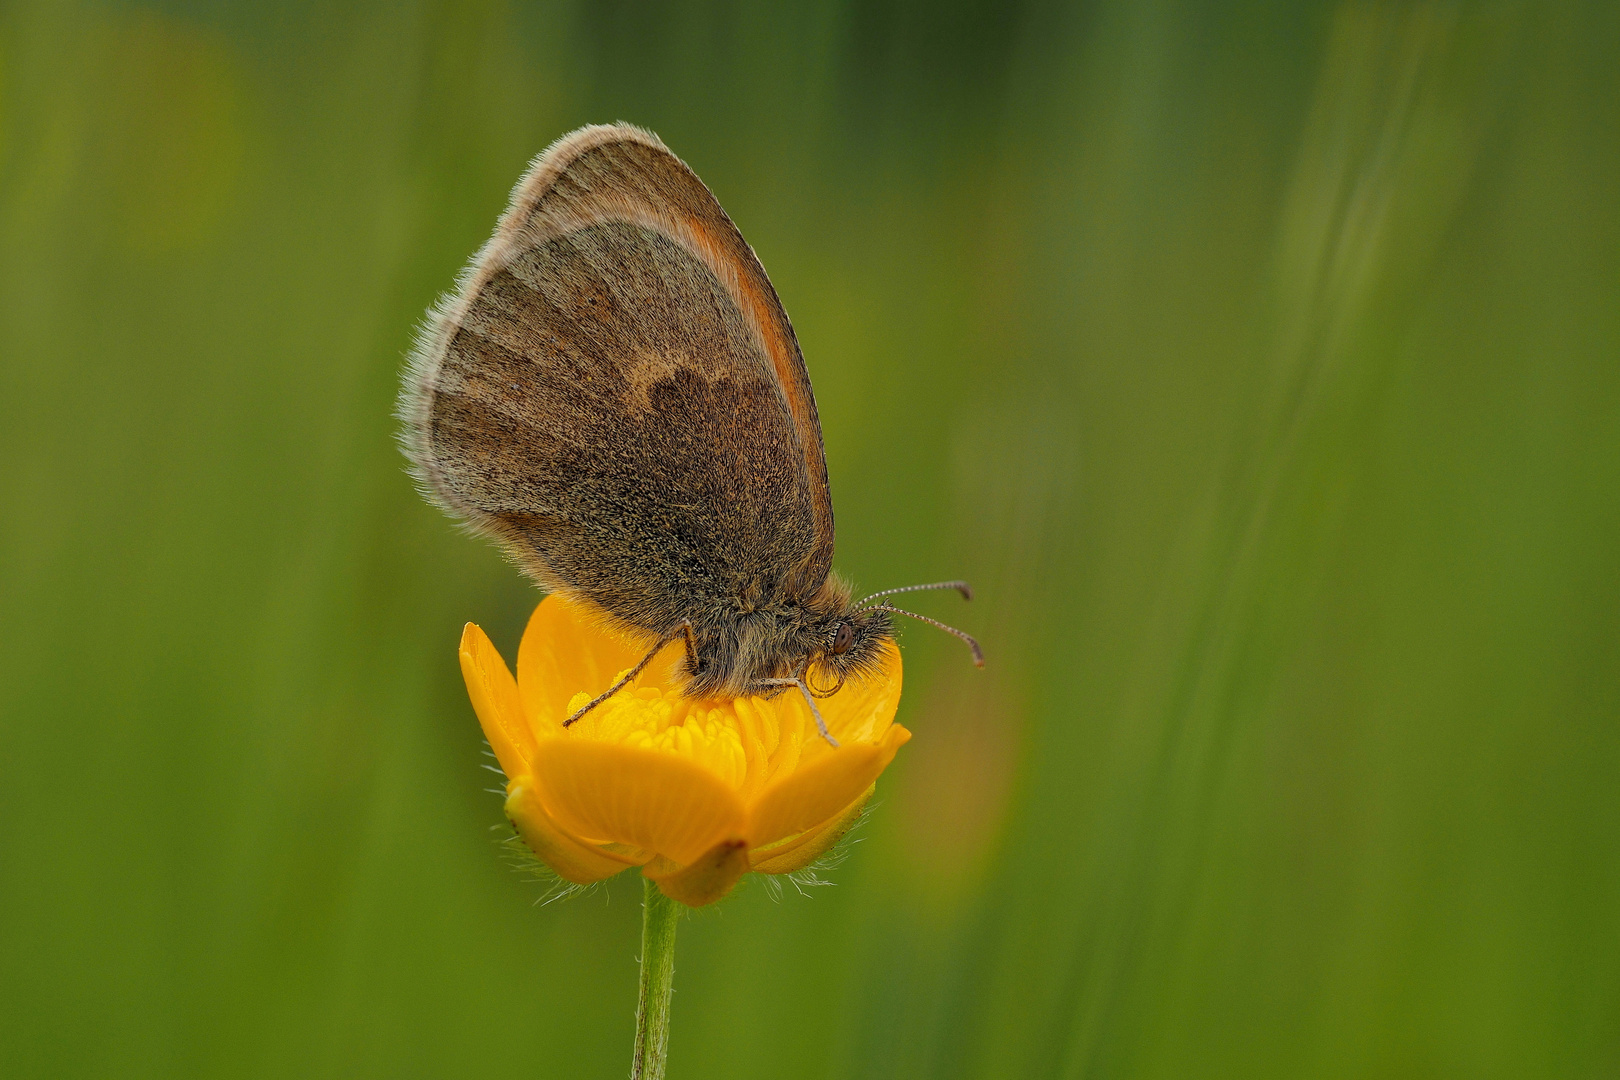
[{"x1": 400, "y1": 123, "x2": 980, "y2": 744}]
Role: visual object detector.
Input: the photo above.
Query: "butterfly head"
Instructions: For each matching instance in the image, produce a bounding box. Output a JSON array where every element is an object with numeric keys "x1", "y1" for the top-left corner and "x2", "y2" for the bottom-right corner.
[{"x1": 804, "y1": 604, "x2": 895, "y2": 696}]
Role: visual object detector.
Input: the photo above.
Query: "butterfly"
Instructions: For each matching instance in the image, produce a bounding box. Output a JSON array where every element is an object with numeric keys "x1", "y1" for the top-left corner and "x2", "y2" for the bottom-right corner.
[{"x1": 400, "y1": 123, "x2": 979, "y2": 744}]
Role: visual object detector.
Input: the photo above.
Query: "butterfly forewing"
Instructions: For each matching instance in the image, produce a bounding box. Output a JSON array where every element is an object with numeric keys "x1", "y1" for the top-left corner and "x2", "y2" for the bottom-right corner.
[{"x1": 403, "y1": 125, "x2": 835, "y2": 637}]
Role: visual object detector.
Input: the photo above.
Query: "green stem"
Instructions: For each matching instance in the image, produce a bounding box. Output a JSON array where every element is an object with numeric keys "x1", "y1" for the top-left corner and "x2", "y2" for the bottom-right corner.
[{"x1": 631, "y1": 877, "x2": 680, "y2": 1080}]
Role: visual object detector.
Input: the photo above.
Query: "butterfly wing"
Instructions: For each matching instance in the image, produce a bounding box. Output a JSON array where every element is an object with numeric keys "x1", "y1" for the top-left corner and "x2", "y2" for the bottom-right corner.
[{"x1": 401, "y1": 124, "x2": 835, "y2": 636}]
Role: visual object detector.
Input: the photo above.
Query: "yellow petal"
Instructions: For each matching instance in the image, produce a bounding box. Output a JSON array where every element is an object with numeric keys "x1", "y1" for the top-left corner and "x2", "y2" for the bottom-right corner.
[
  {"x1": 505, "y1": 778, "x2": 639, "y2": 885},
  {"x1": 644, "y1": 839, "x2": 750, "y2": 907},
  {"x1": 459, "y1": 623, "x2": 538, "y2": 780},
  {"x1": 791, "y1": 639, "x2": 905, "y2": 771},
  {"x1": 533, "y1": 738, "x2": 748, "y2": 866},
  {"x1": 516, "y1": 594, "x2": 663, "y2": 730},
  {"x1": 747, "y1": 724, "x2": 911, "y2": 848},
  {"x1": 829, "y1": 639, "x2": 904, "y2": 739},
  {"x1": 750, "y1": 784, "x2": 874, "y2": 876}
]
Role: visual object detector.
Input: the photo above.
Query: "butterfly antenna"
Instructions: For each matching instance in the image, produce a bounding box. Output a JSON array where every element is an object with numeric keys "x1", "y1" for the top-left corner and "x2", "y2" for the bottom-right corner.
[
  {"x1": 878, "y1": 604, "x2": 985, "y2": 667},
  {"x1": 857, "y1": 580, "x2": 973, "y2": 608}
]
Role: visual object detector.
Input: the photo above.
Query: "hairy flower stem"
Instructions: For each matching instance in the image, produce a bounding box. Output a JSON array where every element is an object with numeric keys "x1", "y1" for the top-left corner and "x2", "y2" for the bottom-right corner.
[{"x1": 631, "y1": 878, "x2": 680, "y2": 1080}]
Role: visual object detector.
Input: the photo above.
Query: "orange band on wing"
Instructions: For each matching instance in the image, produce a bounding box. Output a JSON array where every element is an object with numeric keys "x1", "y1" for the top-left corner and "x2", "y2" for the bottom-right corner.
[{"x1": 676, "y1": 213, "x2": 826, "y2": 477}]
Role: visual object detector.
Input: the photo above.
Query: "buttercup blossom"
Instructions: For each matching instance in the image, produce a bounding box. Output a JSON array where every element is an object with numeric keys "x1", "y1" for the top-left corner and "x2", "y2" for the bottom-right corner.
[{"x1": 460, "y1": 594, "x2": 910, "y2": 906}]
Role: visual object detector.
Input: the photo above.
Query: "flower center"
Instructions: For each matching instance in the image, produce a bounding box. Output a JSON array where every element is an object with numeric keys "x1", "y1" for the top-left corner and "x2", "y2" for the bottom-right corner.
[{"x1": 563, "y1": 675, "x2": 821, "y2": 800}]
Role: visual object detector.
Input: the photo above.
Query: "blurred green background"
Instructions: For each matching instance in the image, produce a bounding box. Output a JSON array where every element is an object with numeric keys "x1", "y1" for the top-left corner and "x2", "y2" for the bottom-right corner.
[{"x1": 3, "y1": 1, "x2": 1617, "y2": 1076}]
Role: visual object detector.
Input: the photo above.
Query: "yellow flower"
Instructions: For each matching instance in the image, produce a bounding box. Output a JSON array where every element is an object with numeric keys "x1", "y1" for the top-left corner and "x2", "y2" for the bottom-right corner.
[{"x1": 459, "y1": 594, "x2": 910, "y2": 906}]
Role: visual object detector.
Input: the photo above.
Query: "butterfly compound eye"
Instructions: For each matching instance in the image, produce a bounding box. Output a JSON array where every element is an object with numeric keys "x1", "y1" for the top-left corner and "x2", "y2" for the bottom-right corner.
[{"x1": 831, "y1": 622, "x2": 855, "y2": 655}]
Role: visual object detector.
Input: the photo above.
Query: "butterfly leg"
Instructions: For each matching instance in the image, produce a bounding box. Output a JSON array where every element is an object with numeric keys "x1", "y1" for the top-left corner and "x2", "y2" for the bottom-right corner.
[
  {"x1": 753, "y1": 678, "x2": 840, "y2": 748},
  {"x1": 563, "y1": 623, "x2": 692, "y2": 727},
  {"x1": 677, "y1": 620, "x2": 699, "y2": 672}
]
